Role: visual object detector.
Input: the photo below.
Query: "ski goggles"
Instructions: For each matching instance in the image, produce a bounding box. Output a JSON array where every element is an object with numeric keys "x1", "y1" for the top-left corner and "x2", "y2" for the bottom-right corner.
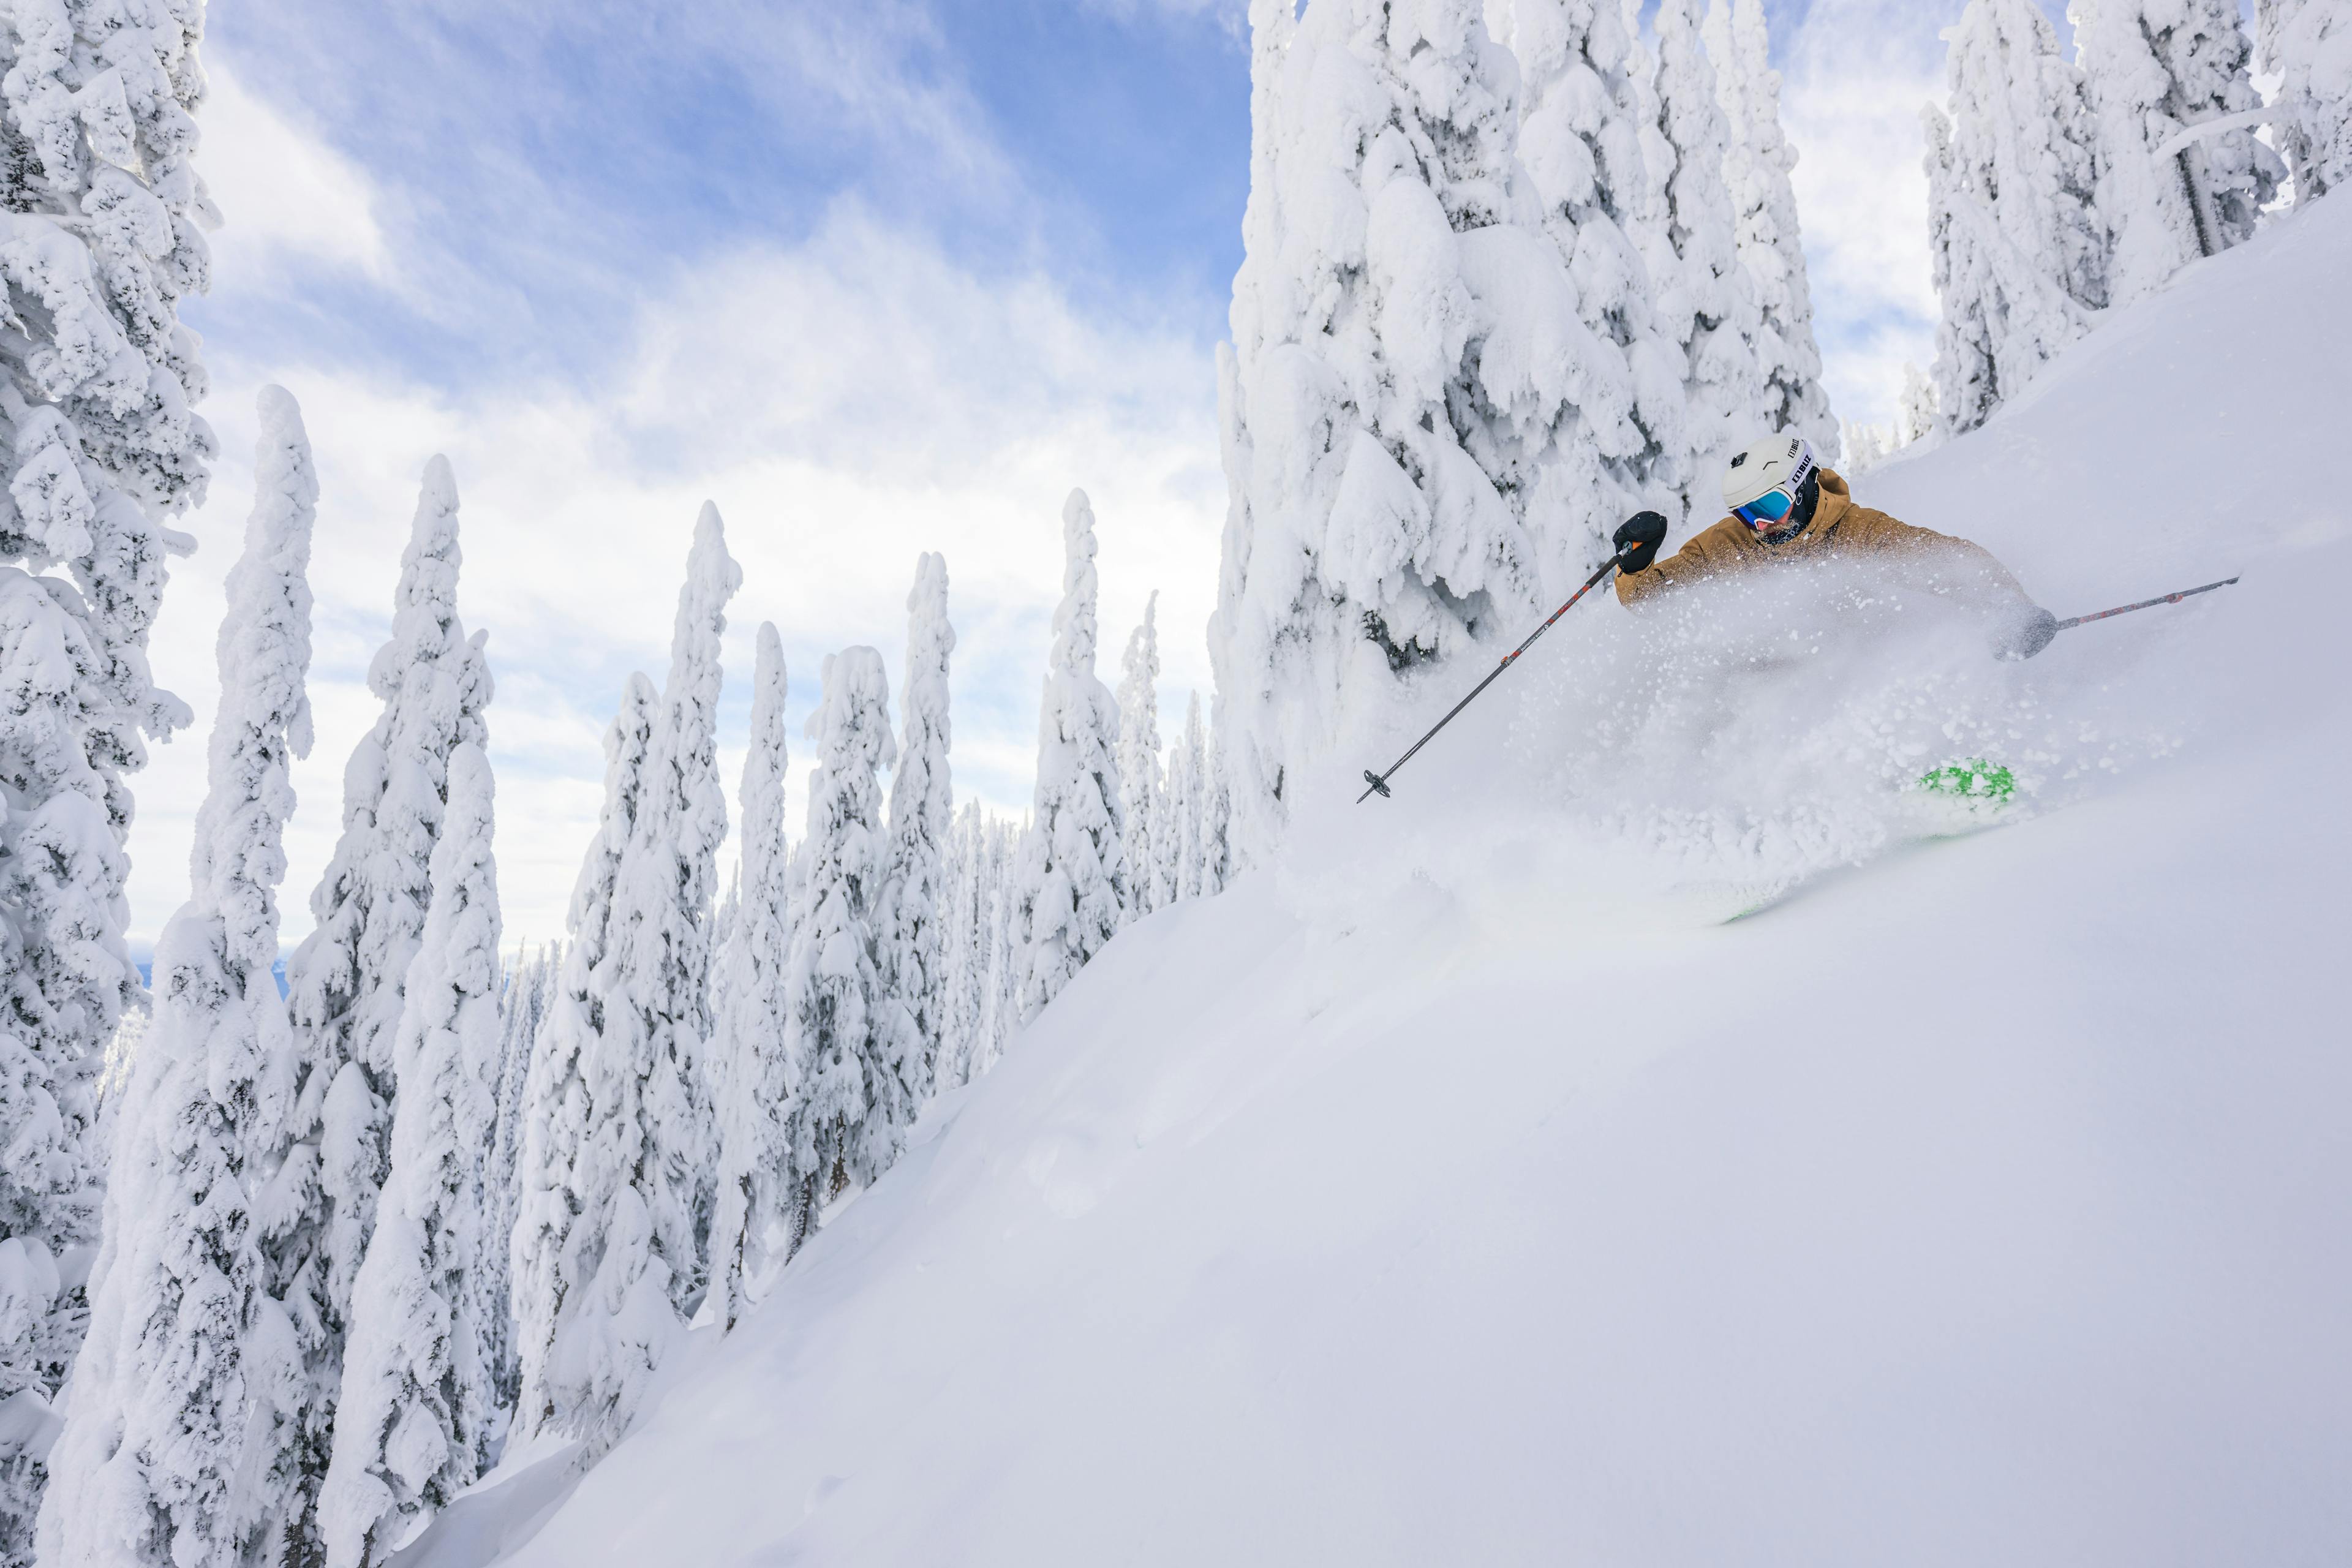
[{"x1": 1730, "y1": 451, "x2": 1817, "y2": 531}]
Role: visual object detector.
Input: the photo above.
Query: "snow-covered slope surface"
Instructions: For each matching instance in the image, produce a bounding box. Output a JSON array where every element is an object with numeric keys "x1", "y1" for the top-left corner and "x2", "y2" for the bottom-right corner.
[{"x1": 486, "y1": 198, "x2": 2351, "y2": 1567}]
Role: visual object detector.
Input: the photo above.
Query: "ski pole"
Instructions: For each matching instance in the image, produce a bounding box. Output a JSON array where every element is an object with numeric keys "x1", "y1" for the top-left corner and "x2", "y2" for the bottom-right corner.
[
  {"x1": 1358, "y1": 551, "x2": 1629, "y2": 804},
  {"x1": 2054, "y1": 575, "x2": 2239, "y2": 631}
]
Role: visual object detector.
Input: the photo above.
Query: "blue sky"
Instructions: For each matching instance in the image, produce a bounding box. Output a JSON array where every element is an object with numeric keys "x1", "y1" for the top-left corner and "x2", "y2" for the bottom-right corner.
[{"x1": 136, "y1": 0, "x2": 2060, "y2": 944}]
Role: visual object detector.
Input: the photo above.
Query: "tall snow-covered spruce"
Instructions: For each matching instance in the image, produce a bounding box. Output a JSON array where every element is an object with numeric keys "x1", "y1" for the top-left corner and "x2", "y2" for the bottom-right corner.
[
  {"x1": 1927, "y1": 0, "x2": 2108, "y2": 433},
  {"x1": 318, "y1": 743, "x2": 502, "y2": 1567},
  {"x1": 274, "y1": 454, "x2": 489, "y2": 1557},
  {"x1": 1016, "y1": 492, "x2": 1126, "y2": 1022},
  {"x1": 2256, "y1": 1, "x2": 2351, "y2": 202},
  {"x1": 516, "y1": 505, "x2": 737, "y2": 1457},
  {"x1": 877, "y1": 554, "x2": 954, "y2": 1097},
  {"x1": 510, "y1": 674, "x2": 657, "y2": 1448},
  {"x1": 1216, "y1": 0, "x2": 1611, "y2": 862},
  {"x1": 709, "y1": 625, "x2": 796, "y2": 1332},
  {"x1": 785, "y1": 647, "x2": 918, "y2": 1236},
  {"x1": 34, "y1": 386, "x2": 312, "y2": 1568},
  {"x1": 0, "y1": 6, "x2": 220, "y2": 1547},
  {"x1": 481, "y1": 939, "x2": 559, "y2": 1408},
  {"x1": 1162, "y1": 693, "x2": 1210, "y2": 906},
  {"x1": 1702, "y1": 0, "x2": 1839, "y2": 455},
  {"x1": 1114, "y1": 593, "x2": 1163, "y2": 922}
]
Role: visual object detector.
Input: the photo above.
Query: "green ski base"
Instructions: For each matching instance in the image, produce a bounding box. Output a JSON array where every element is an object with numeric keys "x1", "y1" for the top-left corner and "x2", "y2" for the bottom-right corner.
[{"x1": 1917, "y1": 758, "x2": 2015, "y2": 804}]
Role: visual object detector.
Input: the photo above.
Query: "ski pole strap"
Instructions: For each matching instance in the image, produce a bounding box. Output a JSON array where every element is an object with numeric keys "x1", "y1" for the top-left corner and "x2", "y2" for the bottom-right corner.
[
  {"x1": 1357, "y1": 554, "x2": 1623, "y2": 804},
  {"x1": 2054, "y1": 575, "x2": 2239, "y2": 631}
]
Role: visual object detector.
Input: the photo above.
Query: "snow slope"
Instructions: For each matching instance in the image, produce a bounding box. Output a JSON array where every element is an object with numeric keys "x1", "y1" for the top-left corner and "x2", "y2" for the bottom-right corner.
[{"x1": 478, "y1": 194, "x2": 2351, "y2": 1567}]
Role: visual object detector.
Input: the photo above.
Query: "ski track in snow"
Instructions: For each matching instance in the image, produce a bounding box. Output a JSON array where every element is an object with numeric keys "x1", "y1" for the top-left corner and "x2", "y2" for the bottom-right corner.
[{"x1": 457, "y1": 167, "x2": 2352, "y2": 1568}]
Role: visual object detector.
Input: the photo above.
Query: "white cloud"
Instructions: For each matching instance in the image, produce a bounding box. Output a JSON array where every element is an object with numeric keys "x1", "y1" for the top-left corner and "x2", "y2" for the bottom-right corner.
[
  {"x1": 134, "y1": 213, "x2": 1224, "y2": 946},
  {"x1": 199, "y1": 61, "x2": 396, "y2": 284}
]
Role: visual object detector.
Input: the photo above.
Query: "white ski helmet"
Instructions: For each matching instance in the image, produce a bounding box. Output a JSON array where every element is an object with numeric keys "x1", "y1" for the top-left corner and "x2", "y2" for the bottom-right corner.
[{"x1": 1722, "y1": 432, "x2": 1818, "y2": 530}]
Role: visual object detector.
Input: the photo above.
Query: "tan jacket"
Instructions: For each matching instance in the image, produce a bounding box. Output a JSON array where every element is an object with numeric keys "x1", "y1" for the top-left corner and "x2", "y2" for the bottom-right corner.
[{"x1": 1615, "y1": 470, "x2": 2027, "y2": 608}]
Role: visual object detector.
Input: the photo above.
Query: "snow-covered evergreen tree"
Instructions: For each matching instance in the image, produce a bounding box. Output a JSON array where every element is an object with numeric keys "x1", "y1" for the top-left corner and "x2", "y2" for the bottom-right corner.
[
  {"x1": 1114, "y1": 594, "x2": 1163, "y2": 922},
  {"x1": 1161, "y1": 693, "x2": 1208, "y2": 906},
  {"x1": 877, "y1": 553, "x2": 954, "y2": 1097},
  {"x1": 318, "y1": 742, "x2": 502, "y2": 1567},
  {"x1": 33, "y1": 385, "x2": 313, "y2": 1568},
  {"x1": 783, "y1": 647, "x2": 918, "y2": 1237},
  {"x1": 1897, "y1": 362, "x2": 1941, "y2": 448},
  {"x1": 2072, "y1": 0, "x2": 2279, "y2": 306},
  {"x1": 2256, "y1": 0, "x2": 2352, "y2": 202},
  {"x1": 935, "y1": 804, "x2": 990, "y2": 1089},
  {"x1": 480, "y1": 940, "x2": 557, "y2": 1409},
  {"x1": 523, "y1": 505, "x2": 737, "y2": 1455},
  {"x1": 1215, "y1": 0, "x2": 1615, "y2": 861},
  {"x1": 709, "y1": 625, "x2": 797, "y2": 1332},
  {"x1": 510, "y1": 674, "x2": 657, "y2": 1448},
  {"x1": 1016, "y1": 493, "x2": 1126, "y2": 1023},
  {"x1": 1200, "y1": 737, "x2": 1234, "y2": 899},
  {"x1": 1702, "y1": 0, "x2": 1839, "y2": 456},
  {"x1": 274, "y1": 456, "x2": 488, "y2": 1551},
  {"x1": 976, "y1": 817, "x2": 1021, "y2": 1078},
  {"x1": 1648, "y1": 0, "x2": 1765, "y2": 511},
  {"x1": 1494, "y1": 0, "x2": 1688, "y2": 515},
  {"x1": 1840, "y1": 421, "x2": 1890, "y2": 476}
]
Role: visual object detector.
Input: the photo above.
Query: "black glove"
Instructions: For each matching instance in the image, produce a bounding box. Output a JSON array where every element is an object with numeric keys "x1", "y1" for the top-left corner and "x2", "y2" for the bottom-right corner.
[
  {"x1": 1613, "y1": 511, "x2": 1669, "y2": 573},
  {"x1": 1994, "y1": 604, "x2": 2060, "y2": 661}
]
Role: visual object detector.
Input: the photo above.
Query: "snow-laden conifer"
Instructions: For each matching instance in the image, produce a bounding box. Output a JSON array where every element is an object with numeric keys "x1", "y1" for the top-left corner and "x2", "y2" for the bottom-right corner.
[
  {"x1": 34, "y1": 385, "x2": 314, "y2": 1568},
  {"x1": 1162, "y1": 693, "x2": 1208, "y2": 906},
  {"x1": 709, "y1": 625, "x2": 797, "y2": 1332},
  {"x1": 2257, "y1": 1, "x2": 2352, "y2": 202},
  {"x1": 1016, "y1": 494, "x2": 1126, "y2": 1022},
  {"x1": 1215, "y1": 0, "x2": 1602, "y2": 861},
  {"x1": 2072, "y1": 0, "x2": 2279, "y2": 306},
  {"x1": 527, "y1": 506, "x2": 737, "y2": 1455},
  {"x1": 1897, "y1": 363, "x2": 1941, "y2": 448},
  {"x1": 510, "y1": 675, "x2": 657, "y2": 1447},
  {"x1": 975, "y1": 816, "x2": 1022, "y2": 1080},
  {"x1": 275, "y1": 457, "x2": 488, "y2": 1542},
  {"x1": 1114, "y1": 594, "x2": 1163, "y2": 922},
  {"x1": 878, "y1": 554, "x2": 954, "y2": 1096},
  {"x1": 1649, "y1": 0, "x2": 1765, "y2": 508},
  {"x1": 784, "y1": 647, "x2": 918, "y2": 1237},
  {"x1": 481, "y1": 940, "x2": 558, "y2": 1408},
  {"x1": 935, "y1": 804, "x2": 991, "y2": 1089},
  {"x1": 1702, "y1": 0, "x2": 1839, "y2": 454},
  {"x1": 1201, "y1": 739, "x2": 1234, "y2": 897},
  {"x1": 1495, "y1": 0, "x2": 1689, "y2": 514},
  {"x1": 318, "y1": 743, "x2": 502, "y2": 1567}
]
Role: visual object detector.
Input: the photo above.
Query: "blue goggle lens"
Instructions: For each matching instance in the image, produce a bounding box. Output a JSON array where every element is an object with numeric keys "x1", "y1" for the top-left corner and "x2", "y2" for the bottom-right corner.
[{"x1": 1733, "y1": 488, "x2": 1796, "y2": 529}]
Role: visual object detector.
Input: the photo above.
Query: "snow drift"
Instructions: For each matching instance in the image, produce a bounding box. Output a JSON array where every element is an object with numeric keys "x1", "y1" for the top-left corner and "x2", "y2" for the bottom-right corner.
[{"x1": 465, "y1": 179, "x2": 2351, "y2": 1568}]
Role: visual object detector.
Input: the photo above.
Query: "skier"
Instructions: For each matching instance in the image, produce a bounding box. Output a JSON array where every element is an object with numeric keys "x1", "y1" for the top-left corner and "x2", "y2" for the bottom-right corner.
[{"x1": 1610, "y1": 434, "x2": 2060, "y2": 659}]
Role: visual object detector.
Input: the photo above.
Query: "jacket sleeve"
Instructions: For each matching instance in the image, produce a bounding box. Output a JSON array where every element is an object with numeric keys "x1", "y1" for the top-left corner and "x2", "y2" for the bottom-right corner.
[
  {"x1": 1836, "y1": 510, "x2": 2032, "y2": 604},
  {"x1": 1615, "y1": 526, "x2": 1734, "y2": 606}
]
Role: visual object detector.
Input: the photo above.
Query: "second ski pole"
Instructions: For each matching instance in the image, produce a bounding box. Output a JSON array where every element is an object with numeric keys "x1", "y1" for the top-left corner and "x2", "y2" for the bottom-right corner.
[{"x1": 1358, "y1": 548, "x2": 1632, "y2": 804}]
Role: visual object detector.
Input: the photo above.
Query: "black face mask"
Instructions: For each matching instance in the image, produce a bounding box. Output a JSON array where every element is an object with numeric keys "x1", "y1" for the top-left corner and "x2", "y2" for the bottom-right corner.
[{"x1": 1760, "y1": 470, "x2": 1822, "y2": 544}]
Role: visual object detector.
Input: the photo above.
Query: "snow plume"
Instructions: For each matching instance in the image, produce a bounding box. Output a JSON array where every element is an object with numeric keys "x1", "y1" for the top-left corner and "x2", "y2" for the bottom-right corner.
[
  {"x1": 2258, "y1": 0, "x2": 2352, "y2": 201},
  {"x1": 1925, "y1": 0, "x2": 2106, "y2": 434},
  {"x1": 1646, "y1": 0, "x2": 1765, "y2": 511},
  {"x1": 1217, "y1": 0, "x2": 1616, "y2": 864},
  {"x1": 710, "y1": 625, "x2": 797, "y2": 1333},
  {"x1": 36, "y1": 387, "x2": 315, "y2": 1568},
  {"x1": 1115, "y1": 592, "x2": 1163, "y2": 921},
  {"x1": 1498, "y1": 0, "x2": 1689, "y2": 521},
  {"x1": 510, "y1": 674, "x2": 657, "y2": 1449},
  {"x1": 1017, "y1": 492, "x2": 1127, "y2": 1023},
  {"x1": 785, "y1": 647, "x2": 918, "y2": 1235},
  {"x1": 1702, "y1": 0, "x2": 1839, "y2": 458},
  {"x1": 878, "y1": 554, "x2": 954, "y2": 1098},
  {"x1": 318, "y1": 743, "x2": 502, "y2": 1567},
  {"x1": 276, "y1": 455, "x2": 489, "y2": 1553},
  {"x1": 524, "y1": 507, "x2": 739, "y2": 1457},
  {"x1": 2071, "y1": 0, "x2": 2279, "y2": 306}
]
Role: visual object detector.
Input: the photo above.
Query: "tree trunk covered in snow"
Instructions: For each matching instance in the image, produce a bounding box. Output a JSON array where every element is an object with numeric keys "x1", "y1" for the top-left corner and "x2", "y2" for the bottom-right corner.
[
  {"x1": 37, "y1": 388, "x2": 312, "y2": 1568},
  {"x1": 2071, "y1": 0, "x2": 2279, "y2": 307}
]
